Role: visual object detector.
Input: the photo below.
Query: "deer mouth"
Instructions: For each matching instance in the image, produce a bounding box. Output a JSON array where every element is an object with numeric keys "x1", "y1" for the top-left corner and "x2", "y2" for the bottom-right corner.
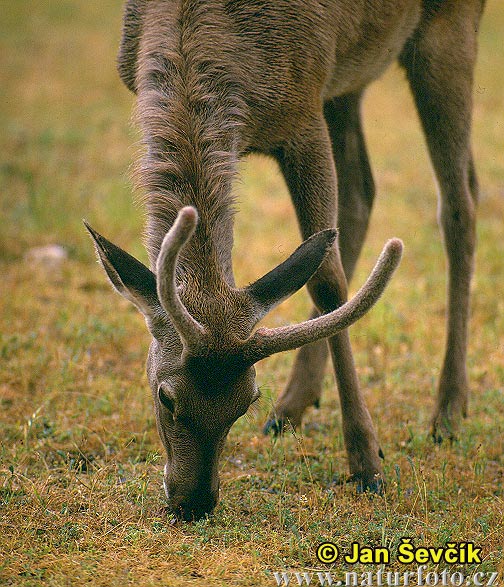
[
  {"x1": 167, "y1": 488, "x2": 219, "y2": 522},
  {"x1": 164, "y1": 463, "x2": 220, "y2": 522}
]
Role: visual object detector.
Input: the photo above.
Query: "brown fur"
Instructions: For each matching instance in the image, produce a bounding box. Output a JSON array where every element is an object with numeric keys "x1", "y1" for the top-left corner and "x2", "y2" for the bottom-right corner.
[{"x1": 89, "y1": 0, "x2": 485, "y2": 520}]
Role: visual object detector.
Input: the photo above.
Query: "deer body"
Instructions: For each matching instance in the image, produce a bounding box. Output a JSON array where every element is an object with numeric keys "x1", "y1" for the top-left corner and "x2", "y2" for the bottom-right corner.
[
  {"x1": 126, "y1": 1, "x2": 422, "y2": 163},
  {"x1": 87, "y1": 0, "x2": 485, "y2": 520}
]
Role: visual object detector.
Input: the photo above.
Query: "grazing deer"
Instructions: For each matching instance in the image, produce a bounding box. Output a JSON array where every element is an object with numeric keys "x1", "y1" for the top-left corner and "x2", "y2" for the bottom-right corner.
[{"x1": 86, "y1": 0, "x2": 484, "y2": 520}]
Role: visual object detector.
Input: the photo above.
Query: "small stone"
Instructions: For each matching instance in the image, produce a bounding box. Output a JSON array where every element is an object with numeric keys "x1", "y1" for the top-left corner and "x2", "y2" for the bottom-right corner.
[{"x1": 24, "y1": 245, "x2": 68, "y2": 267}]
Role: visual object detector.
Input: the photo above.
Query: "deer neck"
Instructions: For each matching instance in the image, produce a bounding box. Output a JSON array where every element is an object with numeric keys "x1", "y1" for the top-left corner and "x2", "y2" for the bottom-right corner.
[{"x1": 137, "y1": 65, "x2": 245, "y2": 290}]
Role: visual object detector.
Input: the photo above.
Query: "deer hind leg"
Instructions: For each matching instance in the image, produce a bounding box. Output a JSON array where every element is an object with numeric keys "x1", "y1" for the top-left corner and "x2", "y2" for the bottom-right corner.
[
  {"x1": 400, "y1": 7, "x2": 481, "y2": 442},
  {"x1": 264, "y1": 93, "x2": 376, "y2": 435},
  {"x1": 265, "y1": 116, "x2": 383, "y2": 491}
]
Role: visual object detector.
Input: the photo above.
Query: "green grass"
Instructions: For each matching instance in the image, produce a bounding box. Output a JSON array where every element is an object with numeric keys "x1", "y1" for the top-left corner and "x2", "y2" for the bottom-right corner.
[{"x1": 1, "y1": 1, "x2": 503, "y2": 585}]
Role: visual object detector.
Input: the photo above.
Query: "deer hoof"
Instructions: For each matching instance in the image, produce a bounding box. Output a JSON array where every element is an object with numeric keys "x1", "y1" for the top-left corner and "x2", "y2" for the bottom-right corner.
[
  {"x1": 431, "y1": 417, "x2": 458, "y2": 445},
  {"x1": 263, "y1": 417, "x2": 287, "y2": 436},
  {"x1": 431, "y1": 400, "x2": 467, "y2": 444},
  {"x1": 348, "y1": 472, "x2": 385, "y2": 495},
  {"x1": 432, "y1": 428, "x2": 445, "y2": 445}
]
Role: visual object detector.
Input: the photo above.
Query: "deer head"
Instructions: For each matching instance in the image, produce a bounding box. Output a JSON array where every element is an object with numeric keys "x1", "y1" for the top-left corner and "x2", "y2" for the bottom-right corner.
[{"x1": 85, "y1": 206, "x2": 402, "y2": 520}]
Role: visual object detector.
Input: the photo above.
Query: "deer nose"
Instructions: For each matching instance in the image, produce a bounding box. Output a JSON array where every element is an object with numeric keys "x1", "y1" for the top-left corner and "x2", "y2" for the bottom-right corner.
[
  {"x1": 164, "y1": 473, "x2": 220, "y2": 521},
  {"x1": 170, "y1": 490, "x2": 219, "y2": 521}
]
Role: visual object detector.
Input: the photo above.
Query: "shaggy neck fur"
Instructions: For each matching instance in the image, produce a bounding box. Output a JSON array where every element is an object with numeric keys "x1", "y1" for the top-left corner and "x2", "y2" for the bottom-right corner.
[{"x1": 136, "y1": 1, "x2": 247, "y2": 287}]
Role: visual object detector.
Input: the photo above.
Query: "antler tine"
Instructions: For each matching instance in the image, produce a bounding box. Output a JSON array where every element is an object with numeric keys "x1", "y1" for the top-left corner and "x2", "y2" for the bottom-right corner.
[
  {"x1": 243, "y1": 238, "x2": 403, "y2": 363},
  {"x1": 156, "y1": 206, "x2": 206, "y2": 349}
]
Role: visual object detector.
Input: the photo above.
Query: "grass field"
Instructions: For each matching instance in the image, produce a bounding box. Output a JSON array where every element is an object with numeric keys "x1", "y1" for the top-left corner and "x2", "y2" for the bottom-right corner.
[{"x1": 1, "y1": 1, "x2": 503, "y2": 585}]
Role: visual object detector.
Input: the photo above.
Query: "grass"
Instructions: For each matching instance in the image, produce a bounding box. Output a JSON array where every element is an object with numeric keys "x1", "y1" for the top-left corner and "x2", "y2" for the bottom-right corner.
[{"x1": 1, "y1": 1, "x2": 503, "y2": 585}]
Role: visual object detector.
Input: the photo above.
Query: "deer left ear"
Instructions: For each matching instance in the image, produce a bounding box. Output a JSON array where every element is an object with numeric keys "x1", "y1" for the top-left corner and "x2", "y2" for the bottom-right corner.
[
  {"x1": 84, "y1": 221, "x2": 162, "y2": 319},
  {"x1": 246, "y1": 229, "x2": 338, "y2": 318}
]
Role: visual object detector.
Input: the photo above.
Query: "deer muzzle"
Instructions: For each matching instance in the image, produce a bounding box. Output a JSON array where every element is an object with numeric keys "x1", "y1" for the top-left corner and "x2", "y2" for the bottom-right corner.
[{"x1": 163, "y1": 453, "x2": 221, "y2": 521}]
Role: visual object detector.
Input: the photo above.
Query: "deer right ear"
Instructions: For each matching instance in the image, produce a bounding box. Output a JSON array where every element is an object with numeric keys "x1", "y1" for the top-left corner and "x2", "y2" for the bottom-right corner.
[
  {"x1": 84, "y1": 221, "x2": 162, "y2": 319},
  {"x1": 246, "y1": 229, "x2": 338, "y2": 319}
]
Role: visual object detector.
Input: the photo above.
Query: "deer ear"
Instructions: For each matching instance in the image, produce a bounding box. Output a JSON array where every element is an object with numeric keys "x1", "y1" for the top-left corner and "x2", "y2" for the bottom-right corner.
[
  {"x1": 84, "y1": 221, "x2": 162, "y2": 319},
  {"x1": 246, "y1": 229, "x2": 338, "y2": 318}
]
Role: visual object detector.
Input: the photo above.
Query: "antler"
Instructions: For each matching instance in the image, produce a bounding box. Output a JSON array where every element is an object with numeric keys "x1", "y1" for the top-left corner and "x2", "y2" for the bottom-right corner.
[
  {"x1": 156, "y1": 206, "x2": 403, "y2": 362},
  {"x1": 156, "y1": 206, "x2": 206, "y2": 349},
  {"x1": 242, "y1": 238, "x2": 403, "y2": 363}
]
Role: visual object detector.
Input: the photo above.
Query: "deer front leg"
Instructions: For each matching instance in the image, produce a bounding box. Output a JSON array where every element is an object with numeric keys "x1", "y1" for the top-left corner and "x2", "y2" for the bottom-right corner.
[
  {"x1": 327, "y1": 92, "x2": 376, "y2": 282},
  {"x1": 400, "y1": 10, "x2": 480, "y2": 442},
  {"x1": 267, "y1": 116, "x2": 383, "y2": 491},
  {"x1": 263, "y1": 324, "x2": 329, "y2": 434},
  {"x1": 265, "y1": 93, "x2": 376, "y2": 437}
]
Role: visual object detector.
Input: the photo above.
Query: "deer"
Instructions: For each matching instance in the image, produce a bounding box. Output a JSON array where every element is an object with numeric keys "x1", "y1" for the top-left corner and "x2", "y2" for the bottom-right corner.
[{"x1": 85, "y1": 0, "x2": 485, "y2": 521}]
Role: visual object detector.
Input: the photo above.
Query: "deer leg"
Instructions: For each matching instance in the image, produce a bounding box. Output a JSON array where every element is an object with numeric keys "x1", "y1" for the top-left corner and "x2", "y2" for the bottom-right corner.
[
  {"x1": 327, "y1": 92, "x2": 376, "y2": 281},
  {"x1": 263, "y1": 325, "x2": 329, "y2": 434},
  {"x1": 400, "y1": 14, "x2": 480, "y2": 442},
  {"x1": 266, "y1": 116, "x2": 383, "y2": 491},
  {"x1": 264, "y1": 93, "x2": 376, "y2": 435}
]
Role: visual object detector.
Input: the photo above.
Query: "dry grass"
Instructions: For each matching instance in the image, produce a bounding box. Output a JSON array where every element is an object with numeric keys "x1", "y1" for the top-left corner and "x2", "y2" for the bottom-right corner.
[{"x1": 1, "y1": 1, "x2": 503, "y2": 585}]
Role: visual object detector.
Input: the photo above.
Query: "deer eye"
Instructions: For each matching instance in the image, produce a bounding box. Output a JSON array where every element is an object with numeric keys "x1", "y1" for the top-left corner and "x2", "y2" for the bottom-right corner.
[
  {"x1": 158, "y1": 385, "x2": 176, "y2": 413},
  {"x1": 251, "y1": 391, "x2": 261, "y2": 405}
]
